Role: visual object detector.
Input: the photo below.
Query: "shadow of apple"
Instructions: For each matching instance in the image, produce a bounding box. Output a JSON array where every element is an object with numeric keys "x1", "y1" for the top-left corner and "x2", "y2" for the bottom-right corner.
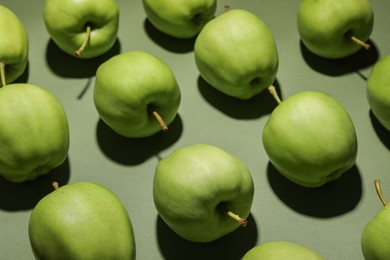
[
  {"x1": 197, "y1": 76, "x2": 281, "y2": 119},
  {"x1": 156, "y1": 214, "x2": 258, "y2": 260},
  {"x1": 96, "y1": 114, "x2": 183, "y2": 165},
  {"x1": 45, "y1": 38, "x2": 121, "y2": 78},
  {"x1": 369, "y1": 110, "x2": 390, "y2": 150},
  {"x1": 143, "y1": 19, "x2": 196, "y2": 53},
  {"x1": 0, "y1": 157, "x2": 70, "y2": 211},
  {"x1": 267, "y1": 162, "x2": 362, "y2": 218},
  {"x1": 12, "y1": 61, "x2": 29, "y2": 84},
  {"x1": 300, "y1": 39, "x2": 379, "y2": 76}
]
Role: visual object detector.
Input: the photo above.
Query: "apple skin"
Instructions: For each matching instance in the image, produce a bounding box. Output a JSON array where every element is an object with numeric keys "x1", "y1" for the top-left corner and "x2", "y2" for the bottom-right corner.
[
  {"x1": 142, "y1": 0, "x2": 217, "y2": 38},
  {"x1": 242, "y1": 241, "x2": 324, "y2": 260},
  {"x1": 297, "y1": 0, "x2": 374, "y2": 59},
  {"x1": 367, "y1": 55, "x2": 390, "y2": 131},
  {"x1": 0, "y1": 4, "x2": 28, "y2": 85},
  {"x1": 194, "y1": 9, "x2": 278, "y2": 100},
  {"x1": 94, "y1": 50, "x2": 181, "y2": 138},
  {"x1": 153, "y1": 144, "x2": 254, "y2": 242},
  {"x1": 28, "y1": 182, "x2": 136, "y2": 260},
  {"x1": 262, "y1": 91, "x2": 357, "y2": 188},
  {"x1": 361, "y1": 203, "x2": 390, "y2": 259},
  {"x1": 0, "y1": 83, "x2": 69, "y2": 183},
  {"x1": 43, "y1": 0, "x2": 119, "y2": 59}
]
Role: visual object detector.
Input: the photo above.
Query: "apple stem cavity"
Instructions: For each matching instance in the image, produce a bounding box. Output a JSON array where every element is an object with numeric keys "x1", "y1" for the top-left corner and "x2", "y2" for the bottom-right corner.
[
  {"x1": 52, "y1": 181, "x2": 59, "y2": 190},
  {"x1": 227, "y1": 210, "x2": 248, "y2": 227},
  {"x1": 350, "y1": 35, "x2": 370, "y2": 50},
  {"x1": 268, "y1": 85, "x2": 282, "y2": 105},
  {"x1": 0, "y1": 61, "x2": 6, "y2": 87},
  {"x1": 374, "y1": 179, "x2": 388, "y2": 207},
  {"x1": 75, "y1": 25, "x2": 92, "y2": 57},
  {"x1": 152, "y1": 110, "x2": 168, "y2": 133}
]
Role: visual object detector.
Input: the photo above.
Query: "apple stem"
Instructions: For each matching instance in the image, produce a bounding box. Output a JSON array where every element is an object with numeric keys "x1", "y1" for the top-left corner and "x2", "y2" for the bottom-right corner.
[
  {"x1": 75, "y1": 25, "x2": 91, "y2": 57},
  {"x1": 152, "y1": 110, "x2": 169, "y2": 133},
  {"x1": 52, "y1": 181, "x2": 59, "y2": 190},
  {"x1": 374, "y1": 180, "x2": 387, "y2": 207},
  {"x1": 227, "y1": 210, "x2": 248, "y2": 227},
  {"x1": 350, "y1": 36, "x2": 370, "y2": 50},
  {"x1": 223, "y1": 5, "x2": 230, "y2": 13},
  {"x1": 0, "y1": 61, "x2": 6, "y2": 87},
  {"x1": 268, "y1": 85, "x2": 282, "y2": 105}
]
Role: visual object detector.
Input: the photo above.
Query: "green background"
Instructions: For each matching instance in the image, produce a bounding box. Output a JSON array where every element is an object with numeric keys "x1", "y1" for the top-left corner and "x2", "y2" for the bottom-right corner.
[{"x1": 1, "y1": 0, "x2": 390, "y2": 259}]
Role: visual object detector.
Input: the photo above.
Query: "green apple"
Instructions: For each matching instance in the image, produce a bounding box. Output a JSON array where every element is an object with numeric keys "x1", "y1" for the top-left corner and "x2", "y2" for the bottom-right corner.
[
  {"x1": 94, "y1": 50, "x2": 181, "y2": 138},
  {"x1": 297, "y1": 0, "x2": 374, "y2": 59},
  {"x1": 262, "y1": 90, "x2": 357, "y2": 187},
  {"x1": 194, "y1": 8, "x2": 278, "y2": 100},
  {"x1": 361, "y1": 180, "x2": 390, "y2": 260},
  {"x1": 243, "y1": 241, "x2": 324, "y2": 259},
  {"x1": 0, "y1": 83, "x2": 69, "y2": 183},
  {"x1": 0, "y1": 4, "x2": 28, "y2": 86},
  {"x1": 43, "y1": 0, "x2": 119, "y2": 59},
  {"x1": 367, "y1": 55, "x2": 390, "y2": 131},
  {"x1": 153, "y1": 143, "x2": 254, "y2": 242},
  {"x1": 29, "y1": 182, "x2": 136, "y2": 259},
  {"x1": 142, "y1": 0, "x2": 217, "y2": 38}
]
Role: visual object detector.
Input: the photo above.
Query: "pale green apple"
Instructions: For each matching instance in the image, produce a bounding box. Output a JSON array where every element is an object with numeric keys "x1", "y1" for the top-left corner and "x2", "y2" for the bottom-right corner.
[
  {"x1": 262, "y1": 91, "x2": 357, "y2": 188},
  {"x1": 298, "y1": 0, "x2": 374, "y2": 59},
  {"x1": 194, "y1": 8, "x2": 278, "y2": 99},
  {"x1": 243, "y1": 241, "x2": 324, "y2": 260},
  {"x1": 0, "y1": 4, "x2": 28, "y2": 86},
  {"x1": 43, "y1": 0, "x2": 119, "y2": 59},
  {"x1": 142, "y1": 0, "x2": 217, "y2": 38},
  {"x1": 0, "y1": 83, "x2": 69, "y2": 183},
  {"x1": 367, "y1": 55, "x2": 390, "y2": 131},
  {"x1": 361, "y1": 180, "x2": 390, "y2": 260},
  {"x1": 29, "y1": 182, "x2": 136, "y2": 260},
  {"x1": 94, "y1": 50, "x2": 181, "y2": 138},
  {"x1": 153, "y1": 144, "x2": 254, "y2": 242}
]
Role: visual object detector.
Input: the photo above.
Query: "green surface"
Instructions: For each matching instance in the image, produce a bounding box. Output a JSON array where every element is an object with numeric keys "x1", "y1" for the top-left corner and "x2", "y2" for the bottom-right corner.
[{"x1": 1, "y1": 0, "x2": 390, "y2": 259}]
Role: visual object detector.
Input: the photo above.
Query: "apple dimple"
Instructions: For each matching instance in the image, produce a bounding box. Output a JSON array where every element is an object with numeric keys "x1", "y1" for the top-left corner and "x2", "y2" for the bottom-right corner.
[
  {"x1": 250, "y1": 77, "x2": 262, "y2": 88},
  {"x1": 191, "y1": 13, "x2": 203, "y2": 25}
]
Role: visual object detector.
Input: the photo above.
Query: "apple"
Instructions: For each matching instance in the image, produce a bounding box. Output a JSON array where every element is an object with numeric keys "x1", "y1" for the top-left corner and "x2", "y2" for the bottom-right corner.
[
  {"x1": 0, "y1": 83, "x2": 69, "y2": 183},
  {"x1": 43, "y1": 0, "x2": 119, "y2": 59},
  {"x1": 262, "y1": 89, "x2": 358, "y2": 187},
  {"x1": 297, "y1": 0, "x2": 374, "y2": 59},
  {"x1": 94, "y1": 50, "x2": 181, "y2": 138},
  {"x1": 367, "y1": 55, "x2": 390, "y2": 131},
  {"x1": 0, "y1": 4, "x2": 28, "y2": 86},
  {"x1": 194, "y1": 8, "x2": 278, "y2": 100},
  {"x1": 29, "y1": 182, "x2": 136, "y2": 259},
  {"x1": 142, "y1": 0, "x2": 217, "y2": 38},
  {"x1": 242, "y1": 241, "x2": 324, "y2": 259},
  {"x1": 361, "y1": 180, "x2": 390, "y2": 260},
  {"x1": 153, "y1": 143, "x2": 254, "y2": 242},
  {"x1": 194, "y1": 9, "x2": 278, "y2": 99}
]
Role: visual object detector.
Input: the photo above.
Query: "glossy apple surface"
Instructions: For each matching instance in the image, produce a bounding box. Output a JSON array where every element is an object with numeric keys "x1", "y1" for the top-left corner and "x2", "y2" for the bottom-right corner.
[
  {"x1": 0, "y1": 83, "x2": 69, "y2": 183},
  {"x1": 153, "y1": 144, "x2": 254, "y2": 242},
  {"x1": 262, "y1": 91, "x2": 357, "y2": 187},
  {"x1": 29, "y1": 182, "x2": 136, "y2": 259},
  {"x1": 194, "y1": 9, "x2": 278, "y2": 99}
]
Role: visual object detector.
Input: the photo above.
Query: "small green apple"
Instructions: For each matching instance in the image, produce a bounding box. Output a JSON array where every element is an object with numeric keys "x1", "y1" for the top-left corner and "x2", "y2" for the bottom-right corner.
[
  {"x1": 367, "y1": 55, "x2": 390, "y2": 131},
  {"x1": 94, "y1": 50, "x2": 181, "y2": 138},
  {"x1": 262, "y1": 90, "x2": 358, "y2": 187},
  {"x1": 43, "y1": 0, "x2": 119, "y2": 58},
  {"x1": 361, "y1": 180, "x2": 390, "y2": 260},
  {"x1": 242, "y1": 241, "x2": 324, "y2": 260},
  {"x1": 194, "y1": 8, "x2": 278, "y2": 99},
  {"x1": 0, "y1": 83, "x2": 69, "y2": 183},
  {"x1": 297, "y1": 0, "x2": 374, "y2": 59},
  {"x1": 0, "y1": 4, "x2": 28, "y2": 86},
  {"x1": 29, "y1": 182, "x2": 136, "y2": 259},
  {"x1": 153, "y1": 144, "x2": 254, "y2": 242},
  {"x1": 142, "y1": 0, "x2": 217, "y2": 38}
]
